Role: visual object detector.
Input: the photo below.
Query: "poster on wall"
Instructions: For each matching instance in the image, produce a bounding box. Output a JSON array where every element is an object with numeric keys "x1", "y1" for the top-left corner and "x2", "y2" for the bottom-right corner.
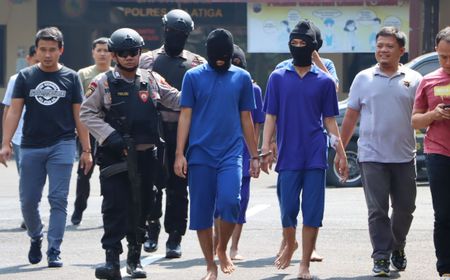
[{"x1": 247, "y1": 3, "x2": 409, "y2": 53}]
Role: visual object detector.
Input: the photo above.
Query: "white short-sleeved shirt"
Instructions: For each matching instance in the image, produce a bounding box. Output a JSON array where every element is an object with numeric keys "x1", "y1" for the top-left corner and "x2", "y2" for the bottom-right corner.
[
  {"x1": 348, "y1": 64, "x2": 422, "y2": 163},
  {"x1": 2, "y1": 74, "x2": 25, "y2": 145}
]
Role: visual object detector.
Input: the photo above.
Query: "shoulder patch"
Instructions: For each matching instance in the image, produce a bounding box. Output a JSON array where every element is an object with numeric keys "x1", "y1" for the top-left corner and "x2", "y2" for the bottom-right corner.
[{"x1": 85, "y1": 81, "x2": 98, "y2": 98}]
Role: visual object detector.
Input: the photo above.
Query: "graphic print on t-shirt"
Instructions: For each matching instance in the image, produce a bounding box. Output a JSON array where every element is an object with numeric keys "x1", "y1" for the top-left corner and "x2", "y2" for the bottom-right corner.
[
  {"x1": 29, "y1": 81, "x2": 66, "y2": 106},
  {"x1": 434, "y1": 83, "x2": 450, "y2": 98}
]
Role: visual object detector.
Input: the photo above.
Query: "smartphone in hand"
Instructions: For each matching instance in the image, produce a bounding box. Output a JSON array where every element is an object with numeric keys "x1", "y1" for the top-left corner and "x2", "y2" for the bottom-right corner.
[{"x1": 443, "y1": 104, "x2": 450, "y2": 109}]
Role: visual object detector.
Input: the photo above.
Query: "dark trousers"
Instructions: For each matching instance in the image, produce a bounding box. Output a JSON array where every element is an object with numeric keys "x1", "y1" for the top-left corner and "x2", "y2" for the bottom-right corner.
[
  {"x1": 148, "y1": 122, "x2": 188, "y2": 235},
  {"x1": 359, "y1": 161, "x2": 417, "y2": 260},
  {"x1": 74, "y1": 134, "x2": 97, "y2": 213},
  {"x1": 426, "y1": 153, "x2": 450, "y2": 276},
  {"x1": 100, "y1": 148, "x2": 157, "y2": 253}
]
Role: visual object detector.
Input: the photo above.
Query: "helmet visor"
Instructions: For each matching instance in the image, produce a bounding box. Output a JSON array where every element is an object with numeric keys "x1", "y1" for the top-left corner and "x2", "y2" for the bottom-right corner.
[{"x1": 116, "y1": 49, "x2": 140, "y2": 58}]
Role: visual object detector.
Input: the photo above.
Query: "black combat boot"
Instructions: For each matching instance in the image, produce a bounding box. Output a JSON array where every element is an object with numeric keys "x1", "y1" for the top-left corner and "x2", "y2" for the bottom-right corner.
[
  {"x1": 126, "y1": 244, "x2": 146, "y2": 278},
  {"x1": 143, "y1": 220, "x2": 160, "y2": 253},
  {"x1": 95, "y1": 249, "x2": 121, "y2": 280},
  {"x1": 166, "y1": 230, "x2": 182, "y2": 258}
]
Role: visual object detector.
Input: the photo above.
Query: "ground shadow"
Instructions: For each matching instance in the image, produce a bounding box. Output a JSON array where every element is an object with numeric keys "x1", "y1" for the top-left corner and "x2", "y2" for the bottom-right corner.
[
  {"x1": 65, "y1": 225, "x2": 103, "y2": 232},
  {"x1": 235, "y1": 256, "x2": 300, "y2": 269},
  {"x1": 0, "y1": 227, "x2": 27, "y2": 233},
  {"x1": 323, "y1": 271, "x2": 400, "y2": 279},
  {"x1": 0, "y1": 263, "x2": 48, "y2": 275},
  {"x1": 259, "y1": 273, "x2": 291, "y2": 280},
  {"x1": 155, "y1": 257, "x2": 205, "y2": 270}
]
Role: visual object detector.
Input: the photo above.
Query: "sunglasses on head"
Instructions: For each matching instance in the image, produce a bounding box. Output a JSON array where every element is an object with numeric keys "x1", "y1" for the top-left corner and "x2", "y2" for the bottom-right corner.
[{"x1": 116, "y1": 49, "x2": 140, "y2": 58}]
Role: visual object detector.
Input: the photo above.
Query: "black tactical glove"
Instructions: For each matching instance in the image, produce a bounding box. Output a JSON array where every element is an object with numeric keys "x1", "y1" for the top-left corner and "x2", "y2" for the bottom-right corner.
[{"x1": 104, "y1": 131, "x2": 126, "y2": 156}]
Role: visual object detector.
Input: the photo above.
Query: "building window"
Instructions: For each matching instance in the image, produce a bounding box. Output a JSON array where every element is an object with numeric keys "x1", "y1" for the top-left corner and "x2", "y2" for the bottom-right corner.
[{"x1": 0, "y1": 25, "x2": 5, "y2": 87}]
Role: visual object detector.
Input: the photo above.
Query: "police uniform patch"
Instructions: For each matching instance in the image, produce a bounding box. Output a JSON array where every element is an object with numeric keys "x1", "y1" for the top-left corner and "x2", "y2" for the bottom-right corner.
[
  {"x1": 85, "y1": 81, "x2": 98, "y2": 97},
  {"x1": 139, "y1": 91, "x2": 149, "y2": 103}
]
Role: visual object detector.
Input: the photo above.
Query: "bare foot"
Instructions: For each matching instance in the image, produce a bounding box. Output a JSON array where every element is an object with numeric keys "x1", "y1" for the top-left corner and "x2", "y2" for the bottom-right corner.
[
  {"x1": 201, "y1": 264, "x2": 218, "y2": 280},
  {"x1": 310, "y1": 250, "x2": 323, "y2": 262},
  {"x1": 217, "y1": 249, "x2": 235, "y2": 274},
  {"x1": 276, "y1": 238, "x2": 286, "y2": 257},
  {"x1": 230, "y1": 248, "x2": 244, "y2": 260},
  {"x1": 297, "y1": 263, "x2": 312, "y2": 279},
  {"x1": 276, "y1": 240, "x2": 298, "y2": 257},
  {"x1": 274, "y1": 243, "x2": 296, "y2": 269}
]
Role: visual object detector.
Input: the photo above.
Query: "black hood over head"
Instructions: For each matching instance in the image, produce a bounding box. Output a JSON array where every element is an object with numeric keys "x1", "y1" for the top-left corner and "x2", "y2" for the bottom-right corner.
[
  {"x1": 289, "y1": 20, "x2": 317, "y2": 67},
  {"x1": 164, "y1": 28, "x2": 188, "y2": 57},
  {"x1": 309, "y1": 21, "x2": 323, "y2": 51},
  {"x1": 232, "y1": 44, "x2": 247, "y2": 69},
  {"x1": 206, "y1": 29, "x2": 234, "y2": 73}
]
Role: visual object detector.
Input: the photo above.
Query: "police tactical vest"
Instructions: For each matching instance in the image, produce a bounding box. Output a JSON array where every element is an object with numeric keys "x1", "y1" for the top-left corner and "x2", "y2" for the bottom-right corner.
[
  {"x1": 152, "y1": 50, "x2": 196, "y2": 90},
  {"x1": 152, "y1": 50, "x2": 198, "y2": 114},
  {"x1": 104, "y1": 70, "x2": 160, "y2": 145}
]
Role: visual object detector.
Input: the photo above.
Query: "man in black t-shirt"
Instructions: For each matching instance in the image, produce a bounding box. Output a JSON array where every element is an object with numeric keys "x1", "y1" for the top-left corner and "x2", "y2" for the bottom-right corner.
[{"x1": 0, "y1": 27, "x2": 92, "y2": 268}]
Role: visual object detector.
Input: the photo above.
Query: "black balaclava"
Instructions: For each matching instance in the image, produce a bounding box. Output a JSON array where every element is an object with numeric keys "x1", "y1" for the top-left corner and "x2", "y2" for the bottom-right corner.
[
  {"x1": 232, "y1": 44, "x2": 247, "y2": 69},
  {"x1": 164, "y1": 28, "x2": 188, "y2": 57},
  {"x1": 206, "y1": 29, "x2": 234, "y2": 73},
  {"x1": 289, "y1": 20, "x2": 317, "y2": 67},
  {"x1": 309, "y1": 21, "x2": 323, "y2": 51}
]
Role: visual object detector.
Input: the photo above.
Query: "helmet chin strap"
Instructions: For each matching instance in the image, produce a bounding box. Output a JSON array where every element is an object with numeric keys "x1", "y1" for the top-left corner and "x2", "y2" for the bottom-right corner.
[{"x1": 117, "y1": 62, "x2": 138, "y2": 72}]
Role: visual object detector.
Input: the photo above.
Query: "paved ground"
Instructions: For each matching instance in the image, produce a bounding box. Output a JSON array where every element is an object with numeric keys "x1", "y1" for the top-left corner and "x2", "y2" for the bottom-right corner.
[{"x1": 0, "y1": 161, "x2": 438, "y2": 280}]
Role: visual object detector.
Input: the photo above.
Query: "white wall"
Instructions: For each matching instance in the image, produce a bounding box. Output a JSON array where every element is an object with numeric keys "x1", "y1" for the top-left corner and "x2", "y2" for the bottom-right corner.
[{"x1": 0, "y1": 0, "x2": 37, "y2": 98}]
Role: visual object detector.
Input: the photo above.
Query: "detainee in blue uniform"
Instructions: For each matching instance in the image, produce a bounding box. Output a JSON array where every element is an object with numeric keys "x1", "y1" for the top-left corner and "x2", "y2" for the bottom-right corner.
[
  {"x1": 175, "y1": 29, "x2": 260, "y2": 280},
  {"x1": 261, "y1": 20, "x2": 348, "y2": 279},
  {"x1": 274, "y1": 19, "x2": 340, "y2": 263},
  {"x1": 213, "y1": 44, "x2": 266, "y2": 261}
]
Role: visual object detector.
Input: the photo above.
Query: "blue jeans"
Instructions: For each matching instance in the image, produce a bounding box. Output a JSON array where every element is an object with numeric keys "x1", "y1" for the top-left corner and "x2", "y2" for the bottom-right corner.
[
  {"x1": 426, "y1": 153, "x2": 450, "y2": 276},
  {"x1": 19, "y1": 140, "x2": 76, "y2": 254}
]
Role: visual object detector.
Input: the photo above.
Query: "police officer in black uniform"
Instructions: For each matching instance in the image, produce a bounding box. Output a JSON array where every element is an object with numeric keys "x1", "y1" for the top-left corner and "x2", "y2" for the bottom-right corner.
[
  {"x1": 80, "y1": 28, "x2": 180, "y2": 280},
  {"x1": 139, "y1": 9, "x2": 206, "y2": 258}
]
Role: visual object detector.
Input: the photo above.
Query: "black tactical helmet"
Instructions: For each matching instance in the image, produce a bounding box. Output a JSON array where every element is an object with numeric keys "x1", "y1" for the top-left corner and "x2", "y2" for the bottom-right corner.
[
  {"x1": 162, "y1": 9, "x2": 194, "y2": 34},
  {"x1": 108, "y1": 28, "x2": 144, "y2": 52}
]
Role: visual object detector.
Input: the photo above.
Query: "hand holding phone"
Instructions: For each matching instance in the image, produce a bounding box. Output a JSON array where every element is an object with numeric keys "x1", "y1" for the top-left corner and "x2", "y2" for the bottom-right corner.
[{"x1": 443, "y1": 104, "x2": 450, "y2": 109}]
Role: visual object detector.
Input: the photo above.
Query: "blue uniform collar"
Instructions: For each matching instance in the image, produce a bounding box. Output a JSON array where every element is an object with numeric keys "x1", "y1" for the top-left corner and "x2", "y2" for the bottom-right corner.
[
  {"x1": 204, "y1": 63, "x2": 239, "y2": 72},
  {"x1": 285, "y1": 61, "x2": 320, "y2": 75}
]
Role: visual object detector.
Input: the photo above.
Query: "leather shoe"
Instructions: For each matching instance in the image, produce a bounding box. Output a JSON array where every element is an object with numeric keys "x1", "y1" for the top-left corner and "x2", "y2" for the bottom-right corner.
[
  {"x1": 127, "y1": 244, "x2": 146, "y2": 278},
  {"x1": 28, "y1": 237, "x2": 43, "y2": 264},
  {"x1": 166, "y1": 242, "x2": 182, "y2": 259},
  {"x1": 143, "y1": 238, "x2": 158, "y2": 253},
  {"x1": 166, "y1": 231, "x2": 182, "y2": 258},
  {"x1": 71, "y1": 209, "x2": 83, "y2": 226},
  {"x1": 95, "y1": 249, "x2": 121, "y2": 280},
  {"x1": 126, "y1": 262, "x2": 146, "y2": 278},
  {"x1": 143, "y1": 220, "x2": 160, "y2": 253}
]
